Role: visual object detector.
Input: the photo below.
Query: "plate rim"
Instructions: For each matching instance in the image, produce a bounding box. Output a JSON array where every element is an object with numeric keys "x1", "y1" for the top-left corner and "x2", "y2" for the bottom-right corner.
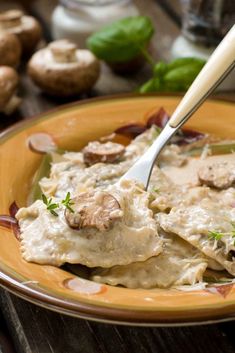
[
  {"x1": 1, "y1": 92, "x2": 235, "y2": 142},
  {"x1": 1, "y1": 93, "x2": 235, "y2": 326}
]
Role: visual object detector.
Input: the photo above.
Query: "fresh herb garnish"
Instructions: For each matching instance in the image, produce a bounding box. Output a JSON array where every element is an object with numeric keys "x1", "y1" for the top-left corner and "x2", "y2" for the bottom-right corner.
[
  {"x1": 148, "y1": 126, "x2": 162, "y2": 144},
  {"x1": 203, "y1": 276, "x2": 233, "y2": 284},
  {"x1": 185, "y1": 142, "x2": 235, "y2": 157},
  {"x1": 152, "y1": 187, "x2": 160, "y2": 193},
  {"x1": 208, "y1": 230, "x2": 224, "y2": 241},
  {"x1": 42, "y1": 194, "x2": 59, "y2": 216},
  {"x1": 87, "y1": 16, "x2": 154, "y2": 63},
  {"x1": 61, "y1": 192, "x2": 74, "y2": 213},
  {"x1": 208, "y1": 223, "x2": 235, "y2": 245},
  {"x1": 87, "y1": 16, "x2": 206, "y2": 93},
  {"x1": 139, "y1": 57, "x2": 206, "y2": 93}
]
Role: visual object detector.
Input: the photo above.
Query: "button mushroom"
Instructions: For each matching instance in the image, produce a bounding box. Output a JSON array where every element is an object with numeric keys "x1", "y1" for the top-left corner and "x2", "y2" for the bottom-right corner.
[
  {"x1": 28, "y1": 39, "x2": 100, "y2": 97},
  {"x1": 0, "y1": 32, "x2": 21, "y2": 67},
  {"x1": 65, "y1": 191, "x2": 123, "y2": 232},
  {"x1": 83, "y1": 141, "x2": 125, "y2": 166},
  {"x1": 0, "y1": 66, "x2": 21, "y2": 114},
  {"x1": 198, "y1": 161, "x2": 235, "y2": 189},
  {"x1": 0, "y1": 10, "x2": 42, "y2": 55}
]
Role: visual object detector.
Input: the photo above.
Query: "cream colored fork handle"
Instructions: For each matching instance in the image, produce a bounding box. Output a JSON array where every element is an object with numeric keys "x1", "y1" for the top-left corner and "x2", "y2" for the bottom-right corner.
[
  {"x1": 169, "y1": 24, "x2": 235, "y2": 128},
  {"x1": 121, "y1": 25, "x2": 235, "y2": 189}
]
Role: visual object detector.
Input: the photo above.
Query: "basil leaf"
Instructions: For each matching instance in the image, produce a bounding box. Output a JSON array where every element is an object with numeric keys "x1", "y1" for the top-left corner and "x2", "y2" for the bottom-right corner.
[
  {"x1": 164, "y1": 57, "x2": 205, "y2": 71},
  {"x1": 154, "y1": 61, "x2": 168, "y2": 76},
  {"x1": 163, "y1": 58, "x2": 206, "y2": 91},
  {"x1": 139, "y1": 57, "x2": 206, "y2": 92},
  {"x1": 87, "y1": 16, "x2": 154, "y2": 63},
  {"x1": 139, "y1": 77, "x2": 162, "y2": 93}
]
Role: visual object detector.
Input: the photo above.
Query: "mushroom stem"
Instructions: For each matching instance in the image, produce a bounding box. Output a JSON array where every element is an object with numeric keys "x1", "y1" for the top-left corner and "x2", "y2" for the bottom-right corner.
[
  {"x1": 0, "y1": 10, "x2": 23, "y2": 29},
  {"x1": 3, "y1": 95, "x2": 21, "y2": 115},
  {"x1": 49, "y1": 40, "x2": 77, "y2": 63}
]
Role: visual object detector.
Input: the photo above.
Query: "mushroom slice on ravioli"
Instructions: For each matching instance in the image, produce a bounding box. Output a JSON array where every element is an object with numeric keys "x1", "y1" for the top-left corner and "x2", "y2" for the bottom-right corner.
[{"x1": 16, "y1": 180, "x2": 162, "y2": 268}]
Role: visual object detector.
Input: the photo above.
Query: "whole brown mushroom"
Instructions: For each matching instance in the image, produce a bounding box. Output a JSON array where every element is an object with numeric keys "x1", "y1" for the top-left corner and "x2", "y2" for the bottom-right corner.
[
  {"x1": 0, "y1": 32, "x2": 21, "y2": 67},
  {"x1": 0, "y1": 10, "x2": 42, "y2": 55},
  {"x1": 0, "y1": 66, "x2": 21, "y2": 114},
  {"x1": 28, "y1": 39, "x2": 100, "y2": 96}
]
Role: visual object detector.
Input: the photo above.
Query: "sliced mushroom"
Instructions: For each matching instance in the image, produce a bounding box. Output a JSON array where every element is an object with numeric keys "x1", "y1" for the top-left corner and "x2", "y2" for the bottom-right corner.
[
  {"x1": 0, "y1": 66, "x2": 21, "y2": 114},
  {"x1": 0, "y1": 10, "x2": 42, "y2": 55},
  {"x1": 0, "y1": 32, "x2": 21, "y2": 67},
  {"x1": 28, "y1": 39, "x2": 100, "y2": 96},
  {"x1": 65, "y1": 191, "x2": 123, "y2": 232},
  {"x1": 27, "y1": 133, "x2": 57, "y2": 154},
  {"x1": 198, "y1": 161, "x2": 235, "y2": 189},
  {"x1": 83, "y1": 141, "x2": 125, "y2": 166}
]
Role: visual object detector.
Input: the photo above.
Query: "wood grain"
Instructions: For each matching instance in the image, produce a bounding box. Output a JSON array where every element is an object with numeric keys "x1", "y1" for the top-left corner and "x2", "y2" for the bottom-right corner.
[{"x1": 1, "y1": 291, "x2": 235, "y2": 353}]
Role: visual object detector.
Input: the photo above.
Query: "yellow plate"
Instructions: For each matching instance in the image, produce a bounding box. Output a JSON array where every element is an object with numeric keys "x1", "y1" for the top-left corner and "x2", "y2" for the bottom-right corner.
[{"x1": 0, "y1": 94, "x2": 235, "y2": 326}]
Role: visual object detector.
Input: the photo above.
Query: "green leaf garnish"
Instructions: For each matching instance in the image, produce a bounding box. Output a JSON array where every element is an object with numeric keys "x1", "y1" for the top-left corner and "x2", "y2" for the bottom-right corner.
[
  {"x1": 30, "y1": 153, "x2": 52, "y2": 203},
  {"x1": 87, "y1": 16, "x2": 154, "y2": 63},
  {"x1": 61, "y1": 192, "x2": 74, "y2": 213},
  {"x1": 203, "y1": 276, "x2": 233, "y2": 284},
  {"x1": 185, "y1": 142, "x2": 235, "y2": 157},
  {"x1": 208, "y1": 231, "x2": 223, "y2": 241},
  {"x1": 152, "y1": 187, "x2": 160, "y2": 193},
  {"x1": 42, "y1": 194, "x2": 59, "y2": 216},
  {"x1": 208, "y1": 223, "x2": 235, "y2": 245},
  {"x1": 139, "y1": 57, "x2": 206, "y2": 93}
]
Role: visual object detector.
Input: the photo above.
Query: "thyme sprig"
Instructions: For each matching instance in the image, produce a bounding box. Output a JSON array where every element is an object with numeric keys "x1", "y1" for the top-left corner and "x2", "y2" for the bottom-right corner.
[
  {"x1": 208, "y1": 223, "x2": 235, "y2": 245},
  {"x1": 62, "y1": 192, "x2": 74, "y2": 213},
  {"x1": 42, "y1": 194, "x2": 59, "y2": 217},
  {"x1": 152, "y1": 187, "x2": 160, "y2": 193},
  {"x1": 42, "y1": 192, "x2": 74, "y2": 216},
  {"x1": 208, "y1": 231, "x2": 223, "y2": 241}
]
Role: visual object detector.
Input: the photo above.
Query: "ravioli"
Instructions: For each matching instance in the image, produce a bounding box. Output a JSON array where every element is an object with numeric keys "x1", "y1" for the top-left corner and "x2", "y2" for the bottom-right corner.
[
  {"x1": 15, "y1": 123, "x2": 235, "y2": 290},
  {"x1": 158, "y1": 197, "x2": 235, "y2": 275},
  {"x1": 149, "y1": 167, "x2": 213, "y2": 212},
  {"x1": 16, "y1": 180, "x2": 162, "y2": 268},
  {"x1": 91, "y1": 232, "x2": 208, "y2": 289},
  {"x1": 40, "y1": 126, "x2": 186, "y2": 200}
]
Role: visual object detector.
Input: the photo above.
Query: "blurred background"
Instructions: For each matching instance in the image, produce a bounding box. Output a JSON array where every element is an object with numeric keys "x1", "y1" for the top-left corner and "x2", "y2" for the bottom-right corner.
[{"x1": 0, "y1": 0, "x2": 234, "y2": 125}]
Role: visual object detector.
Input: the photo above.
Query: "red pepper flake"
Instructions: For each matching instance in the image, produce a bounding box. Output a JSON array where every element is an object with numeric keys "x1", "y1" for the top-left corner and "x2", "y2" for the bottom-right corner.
[
  {"x1": 146, "y1": 107, "x2": 170, "y2": 129},
  {"x1": 0, "y1": 215, "x2": 20, "y2": 240},
  {"x1": 178, "y1": 128, "x2": 205, "y2": 145},
  {"x1": 215, "y1": 284, "x2": 233, "y2": 298},
  {"x1": 9, "y1": 201, "x2": 19, "y2": 218},
  {"x1": 115, "y1": 124, "x2": 147, "y2": 138},
  {"x1": 206, "y1": 283, "x2": 233, "y2": 298},
  {"x1": 0, "y1": 201, "x2": 21, "y2": 240}
]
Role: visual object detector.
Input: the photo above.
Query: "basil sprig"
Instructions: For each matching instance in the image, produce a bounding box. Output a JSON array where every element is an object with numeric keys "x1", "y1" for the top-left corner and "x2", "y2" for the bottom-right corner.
[
  {"x1": 87, "y1": 15, "x2": 206, "y2": 92},
  {"x1": 139, "y1": 58, "x2": 206, "y2": 93},
  {"x1": 87, "y1": 16, "x2": 154, "y2": 63}
]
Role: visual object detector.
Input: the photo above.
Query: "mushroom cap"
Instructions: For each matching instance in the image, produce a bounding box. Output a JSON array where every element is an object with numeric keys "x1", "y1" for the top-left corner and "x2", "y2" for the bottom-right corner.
[
  {"x1": 0, "y1": 10, "x2": 42, "y2": 55},
  {"x1": 83, "y1": 141, "x2": 125, "y2": 166},
  {"x1": 28, "y1": 40, "x2": 100, "y2": 96},
  {"x1": 0, "y1": 66, "x2": 19, "y2": 109},
  {"x1": 0, "y1": 32, "x2": 21, "y2": 67}
]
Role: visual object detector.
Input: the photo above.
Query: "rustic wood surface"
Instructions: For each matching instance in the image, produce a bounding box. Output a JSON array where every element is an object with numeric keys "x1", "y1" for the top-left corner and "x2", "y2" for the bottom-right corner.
[{"x1": 0, "y1": 0, "x2": 235, "y2": 352}]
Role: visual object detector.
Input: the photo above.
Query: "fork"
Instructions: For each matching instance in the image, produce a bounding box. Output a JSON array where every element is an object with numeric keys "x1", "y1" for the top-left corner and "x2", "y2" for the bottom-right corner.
[{"x1": 120, "y1": 25, "x2": 235, "y2": 189}]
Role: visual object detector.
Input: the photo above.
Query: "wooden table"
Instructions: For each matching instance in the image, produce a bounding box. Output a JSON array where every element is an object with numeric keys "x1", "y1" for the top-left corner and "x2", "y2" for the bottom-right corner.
[{"x1": 0, "y1": 1, "x2": 235, "y2": 352}]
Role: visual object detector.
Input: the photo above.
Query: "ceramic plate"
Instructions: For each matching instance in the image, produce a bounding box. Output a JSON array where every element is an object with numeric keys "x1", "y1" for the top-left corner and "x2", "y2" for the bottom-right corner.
[{"x1": 0, "y1": 94, "x2": 235, "y2": 326}]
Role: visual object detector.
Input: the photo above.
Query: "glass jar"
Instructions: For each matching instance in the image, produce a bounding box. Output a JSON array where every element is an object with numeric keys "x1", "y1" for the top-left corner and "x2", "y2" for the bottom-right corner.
[
  {"x1": 181, "y1": 0, "x2": 235, "y2": 46},
  {"x1": 51, "y1": 0, "x2": 139, "y2": 48},
  {"x1": 171, "y1": 0, "x2": 235, "y2": 90}
]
